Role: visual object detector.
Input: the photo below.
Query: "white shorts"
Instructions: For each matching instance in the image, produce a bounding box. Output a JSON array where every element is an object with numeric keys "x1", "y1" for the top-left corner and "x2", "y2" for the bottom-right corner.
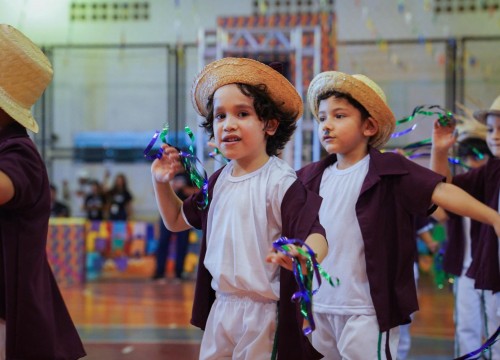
[
  {"x1": 0, "y1": 319, "x2": 5, "y2": 360},
  {"x1": 312, "y1": 313, "x2": 400, "y2": 360},
  {"x1": 199, "y1": 293, "x2": 277, "y2": 360},
  {"x1": 454, "y1": 275, "x2": 500, "y2": 359}
]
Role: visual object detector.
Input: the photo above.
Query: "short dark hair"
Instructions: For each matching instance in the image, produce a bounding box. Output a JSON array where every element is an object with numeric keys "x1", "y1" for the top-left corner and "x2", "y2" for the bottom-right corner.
[
  {"x1": 200, "y1": 83, "x2": 297, "y2": 156},
  {"x1": 317, "y1": 90, "x2": 370, "y2": 120},
  {"x1": 457, "y1": 137, "x2": 492, "y2": 159}
]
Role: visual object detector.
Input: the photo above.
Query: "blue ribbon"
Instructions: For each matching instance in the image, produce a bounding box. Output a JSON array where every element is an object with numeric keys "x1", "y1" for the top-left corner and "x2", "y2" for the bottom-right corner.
[
  {"x1": 273, "y1": 236, "x2": 338, "y2": 335},
  {"x1": 454, "y1": 326, "x2": 500, "y2": 360}
]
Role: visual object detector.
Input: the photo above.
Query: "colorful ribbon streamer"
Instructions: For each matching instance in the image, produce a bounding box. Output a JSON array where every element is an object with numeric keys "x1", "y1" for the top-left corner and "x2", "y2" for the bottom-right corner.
[
  {"x1": 273, "y1": 236, "x2": 339, "y2": 335},
  {"x1": 179, "y1": 126, "x2": 209, "y2": 209},
  {"x1": 144, "y1": 125, "x2": 209, "y2": 209},
  {"x1": 432, "y1": 247, "x2": 452, "y2": 290},
  {"x1": 454, "y1": 326, "x2": 500, "y2": 360},
  {"x1": 392, "y1": 105, "x2": 456, "y2": 138},
  {"x1": 396, "y1": 146, "x2": 472, "y2": 170},
  {"x1": 208, "y1": 147, "x2": 228, "y2": 165}
]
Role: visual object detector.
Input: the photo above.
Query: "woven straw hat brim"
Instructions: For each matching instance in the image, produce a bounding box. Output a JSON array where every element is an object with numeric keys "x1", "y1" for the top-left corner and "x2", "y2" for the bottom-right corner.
[
  {"x1": 455, "y1": 115, "x2": 488, "y2": 142},
  {"x1": 191, "y1": 57, "x2": 303, "y2": 121},
  {"x1": 0, "y1": 88, "x2": 39, "y2": 133},
  {"x1": 473, "y1": 96, "x2": 500, "y2": 124},
  {"x1": 0, "y1": 24, "x2": 53, "y2": 133},
  {"x1": 307, "y1": 71, "x2": 396, "y2": 149}
]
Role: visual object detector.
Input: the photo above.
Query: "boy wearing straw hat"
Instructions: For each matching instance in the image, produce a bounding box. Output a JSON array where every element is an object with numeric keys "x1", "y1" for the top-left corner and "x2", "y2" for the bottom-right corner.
[
  {"x1": 0, "y1": 24, "x2": 85, "y2": 359},
  {"x1": 298, "y1": 71, "x2": 500, "y2": 359},
  {"x1": 432, "y1": 95, "x2": 500, "y2": 358},
  {"x1": 151, "y1": 57, "x2": 328, "y2": 359}
]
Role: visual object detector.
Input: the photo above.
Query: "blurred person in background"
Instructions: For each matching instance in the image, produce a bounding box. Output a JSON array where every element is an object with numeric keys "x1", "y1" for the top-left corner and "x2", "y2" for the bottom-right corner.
[
  {"x1": 83, "y1": 179, "x2": 105, "y2": 221},
  {"x1": 433, "y1": 113, "x2": 498, "y2": 359},
  {"x1": 105, "y1": 173, "x2": 133, "y2": 221},
  {"x1": 50, "y1": 183, "x2": 70, "y2": 218}
]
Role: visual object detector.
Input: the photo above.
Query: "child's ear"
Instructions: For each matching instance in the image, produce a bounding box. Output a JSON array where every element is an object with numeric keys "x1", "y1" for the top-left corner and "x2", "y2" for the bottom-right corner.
[
  {"x1": 363, "y1": 117, "x2": 378, "y2": 138},
  {"x1": 265, "y1": 119, "x2": 279, "y2": 136}
]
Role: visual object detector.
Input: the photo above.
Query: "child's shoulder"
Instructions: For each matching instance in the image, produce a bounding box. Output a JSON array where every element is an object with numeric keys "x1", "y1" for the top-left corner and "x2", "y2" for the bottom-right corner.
[
  {"x1": 297, "y1": 154, "x2": 336, "y2": 177},
  {"x1": 267, "y1": 157, "x2": 297, "y2": 184},
  {"x1": 372, "y1": 149, "x2": 413, "y2": 169}
]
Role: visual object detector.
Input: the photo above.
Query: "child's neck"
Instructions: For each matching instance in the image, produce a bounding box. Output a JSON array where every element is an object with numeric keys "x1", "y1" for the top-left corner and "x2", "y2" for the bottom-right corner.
[
  {"x1": 231, "y1": 154, "x2": 271, "y2": 177},
  {"x1": 334, "y1": 148, "x2": 369, "y2": 170}
]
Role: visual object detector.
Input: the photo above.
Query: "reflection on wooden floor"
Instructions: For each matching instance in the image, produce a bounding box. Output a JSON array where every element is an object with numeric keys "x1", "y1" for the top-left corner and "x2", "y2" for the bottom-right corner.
[{"x1": 61, "y1": 273, "x2": 455, "y2": 360}]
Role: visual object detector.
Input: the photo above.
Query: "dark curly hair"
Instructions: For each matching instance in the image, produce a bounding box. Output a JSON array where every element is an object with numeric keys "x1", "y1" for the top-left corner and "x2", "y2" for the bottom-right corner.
[
  {"x1": 317, "y1": 90, "x2": 370, "y2": 121},
  {"x1": 200, "y1": 83, "x2": 298, "y2": 156}
]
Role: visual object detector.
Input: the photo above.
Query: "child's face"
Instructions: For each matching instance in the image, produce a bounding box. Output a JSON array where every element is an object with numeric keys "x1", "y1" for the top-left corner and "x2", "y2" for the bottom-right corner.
[
  {"x1": 317, "y1": 96, "x2": 376, "y2": 156},
  {"x1": 486, "y1": 114, "x2": 500, "y2": 158},
  {"x1": 212, "y1": 84, "x2": 277, "y2": 165}
]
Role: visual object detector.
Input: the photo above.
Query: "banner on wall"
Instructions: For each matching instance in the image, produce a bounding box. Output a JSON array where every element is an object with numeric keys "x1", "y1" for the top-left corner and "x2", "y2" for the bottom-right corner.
[
  {"x1": 47, "y1": 219, "x2": 200, "y2": 283},
  {"x1": 85, "y1": 220, "x2": 157, "y2": 280},
  {"x1": 47, "y1": 218, "x2": 87, "y2": 286}
]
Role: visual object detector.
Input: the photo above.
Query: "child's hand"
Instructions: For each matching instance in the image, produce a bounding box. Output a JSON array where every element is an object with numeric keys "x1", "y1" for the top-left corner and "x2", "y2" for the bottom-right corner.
[
  {"x1": 432, "y1": 117, "x2": 457, "y2": 152},
  {"x1": 151, "y1": 144, "x2": 184, "y2": 184},
  {"x1": 266, "y1": 244, "x2": 308, "y2": 273}
]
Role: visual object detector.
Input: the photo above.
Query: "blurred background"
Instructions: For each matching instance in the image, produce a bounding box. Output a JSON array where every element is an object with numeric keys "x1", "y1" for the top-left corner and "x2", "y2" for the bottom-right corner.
[{"x1": 1, "y1": 0, "x2": 499, "y2": 359}]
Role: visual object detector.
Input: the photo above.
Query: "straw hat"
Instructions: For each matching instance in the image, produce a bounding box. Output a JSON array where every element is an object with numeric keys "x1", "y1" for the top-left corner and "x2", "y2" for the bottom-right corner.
[
  {"x1": 191, "y1": 57, "x2": 303, "y2": 121},
  {"x1": 307, "y1": 71, "x2": 396, "y2": 149},
  {"x1": 473, "y1": 95, "x2": 500, "y2": 124},
  {"x1": 0, "y1": 24, "x2": 53, "y2": 133},
  {"x1": 454, "y1": 102, "x2": 488, "y2": 142}
]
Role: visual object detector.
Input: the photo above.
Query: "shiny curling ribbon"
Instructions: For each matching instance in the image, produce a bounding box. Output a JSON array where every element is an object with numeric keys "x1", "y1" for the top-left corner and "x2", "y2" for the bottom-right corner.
[
  {"x1": 454, "y1": 326, "x2": 500, "y2": 360},
  {"x1": 143, "y1": 127, "x2": 168, "y2": 160},
  {"x1": 179, "y1": 126, "x2": 209, "y2": 210},
  {"x1": 208, "y1": 147, "x2": 228, "y2": 165},
  {"x1": 396, "y1": 146, "x2": 472, "y2": 170},
  {"x1": 273, "y1": 236, "x2": 339, "y2": 335},
  {"x1": 391, "y1": 105, "x2": 456, "y2": 138},
  {"x1": 392, "y1": 111, "x2": 485, "y2": 169},
  {"x1": 144, "y1": 125, "x2": 209, "y2": 209}
]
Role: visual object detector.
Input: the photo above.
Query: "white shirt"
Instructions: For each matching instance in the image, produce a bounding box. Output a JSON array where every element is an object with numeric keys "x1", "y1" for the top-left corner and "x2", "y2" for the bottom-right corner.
[
  {"x1": 203, "y1": 156, "x2": 297, "y2": 300},
  {"x1": 314, "y1": 155, "x2": 376, "y2": 315}
]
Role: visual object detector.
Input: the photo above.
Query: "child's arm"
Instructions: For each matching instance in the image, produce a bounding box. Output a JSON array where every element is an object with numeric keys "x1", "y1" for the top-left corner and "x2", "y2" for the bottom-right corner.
[
  {"x1": 431, "y1": 206, "x2": 449, "y2": 223},
  {"x1": 0, "y1": 170, "x2": 14, "y2": 205},
  {"x1": 151, "y1": 144, "x2": 191, "y2": 232},
  {"x1": 304, "y1": 233, "x2": 328, "y2": 263},
  {"x1": 432, "y1": 182, "x2": 500, "y2": 237},
  {"x1": 430, "y1": 118, "x2": 457, "y2": 182}
]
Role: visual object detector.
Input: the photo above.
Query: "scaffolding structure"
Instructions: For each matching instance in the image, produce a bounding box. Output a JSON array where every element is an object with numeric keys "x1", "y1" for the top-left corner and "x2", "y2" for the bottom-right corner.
[{"x1": 196, "y1": 26, "x2": 322, "y2": 170}]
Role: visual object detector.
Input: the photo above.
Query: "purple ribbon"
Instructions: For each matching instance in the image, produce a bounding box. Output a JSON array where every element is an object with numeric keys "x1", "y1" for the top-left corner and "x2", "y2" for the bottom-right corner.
[
  {"x1": 273, "y1": 236, "x2": 338, "y2": 335},
  {"x1": 454, "y1": 326, "x2": 500, "y2": 359}
]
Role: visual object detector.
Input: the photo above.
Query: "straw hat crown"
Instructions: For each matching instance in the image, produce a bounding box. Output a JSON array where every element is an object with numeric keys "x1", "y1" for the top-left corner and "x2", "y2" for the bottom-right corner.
[
  {"x1": 473, "y1": 95, "x2": 500, "y2": 124},
  {"x1": 191, "y1": 57, "x2": 303, "y2": 121},
  {"x1": 454, "y1": 102, "x2": 488, "y2": 142},
  {"x1": 0, "y1": 24, "x2": 53, "y2": 133},
  {"x1": 307, "y1": 71, "x2": 396, "y2": 149}
]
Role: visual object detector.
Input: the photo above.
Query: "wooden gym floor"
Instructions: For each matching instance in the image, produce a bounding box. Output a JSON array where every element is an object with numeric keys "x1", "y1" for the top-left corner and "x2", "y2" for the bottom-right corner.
[{"x1": 59, "y1": 270, "x2": 456, "y2": 360}]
